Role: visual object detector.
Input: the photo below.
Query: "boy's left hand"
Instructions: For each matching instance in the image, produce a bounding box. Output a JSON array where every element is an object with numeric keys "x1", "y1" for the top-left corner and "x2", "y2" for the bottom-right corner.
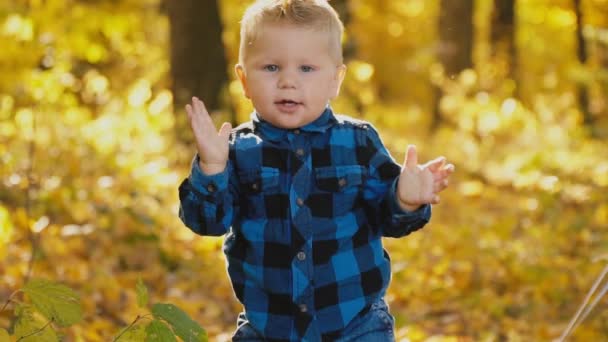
[{"x1": 397, "y1": 145, "x2": 455, "y2": 211}]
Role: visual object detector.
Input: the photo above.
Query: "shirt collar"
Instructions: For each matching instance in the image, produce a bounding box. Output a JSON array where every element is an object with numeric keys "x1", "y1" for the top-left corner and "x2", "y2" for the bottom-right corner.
[{"x1": 251, "y1": 107, "x2": 338, "y2": 142}]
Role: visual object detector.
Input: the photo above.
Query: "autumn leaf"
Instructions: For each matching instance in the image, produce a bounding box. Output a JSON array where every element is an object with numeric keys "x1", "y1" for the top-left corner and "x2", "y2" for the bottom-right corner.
[
  {"x1": 151, "y1": 303, "x2": 207, "y2": 342},
  {"x1": 13, "y1": 304, "x2": 57, "y2": 342},
  {"x1": 145, "y1": 320, "x2": 177, "y2": 341},
  {"x1": 136, "y1": 277, "x2": 149, "y2": 308},
  {"x1": 22, "y1": 279, "x2": 82, "y2": 327},
  {"x1": 1, "y1": 0, "x2": 608, "y2": 340},
  {"x1": 0, "y1": 328, "x2": 9, "y2": 342}
]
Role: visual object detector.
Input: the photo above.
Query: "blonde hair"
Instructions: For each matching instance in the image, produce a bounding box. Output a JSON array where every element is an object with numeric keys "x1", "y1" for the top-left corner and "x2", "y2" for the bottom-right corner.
[{"x1": 238, "y1": 0, "x2": 344, "y2": 64}]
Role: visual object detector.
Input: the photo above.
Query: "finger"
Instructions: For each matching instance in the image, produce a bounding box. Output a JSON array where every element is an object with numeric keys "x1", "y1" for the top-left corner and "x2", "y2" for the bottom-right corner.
[
  {"x1": 191, "y1": 96, "x2": 200, "y2": 114},
  {"x1": 192, "y1": 97, "x2": 209, "y2": 119},
  {"x1": 443, "y1": 163, "x2": 455, "y2": 173},
  {"x1": 194, "y1": 97, "x2": 205, "y2": 116},
  {"x1": 433, "y1": 164, "x2": 455, "y2": 181},
  {"x1": 404, "y1": 145, "x2": 418, "y2": 169},
  {"x1": 199, "y1": 99, "x2": 217, "y2": 128},
  {"x1": 434, "y1": 179, "x2": 449, "y2": 192},
  {"x1": 190, "y1": 97, "x2": 201, "y2": 122},
  {"x1": 185, "y1": 104, "x2": 193, "y2": 120},
  {"x1": 425, "y1": 156, "x2": 446, "y2": 172},
  {"x1": 219, "y1": 122, "x2": 232, "y2": 139},
  {"x1": 191, "y1": 97, "x2": 217, "y2": 133}
]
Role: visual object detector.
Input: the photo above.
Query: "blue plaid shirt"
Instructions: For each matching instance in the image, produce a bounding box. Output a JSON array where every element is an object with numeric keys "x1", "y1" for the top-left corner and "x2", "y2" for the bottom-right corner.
[{"x1": 178, "y1": 108, "x2": 431, "y2": 341}]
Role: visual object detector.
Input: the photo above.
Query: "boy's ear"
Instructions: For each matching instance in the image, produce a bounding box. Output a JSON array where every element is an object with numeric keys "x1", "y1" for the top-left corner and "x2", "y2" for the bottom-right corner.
[
  {"x1": 235, "y1": 64, "x2": 251, "y2": 99},
  {"x1": 330, "y1": 64, "x2": 347, "y2": 99}
]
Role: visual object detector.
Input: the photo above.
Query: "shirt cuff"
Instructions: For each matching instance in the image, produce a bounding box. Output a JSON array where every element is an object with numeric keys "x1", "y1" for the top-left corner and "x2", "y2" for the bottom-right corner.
[
  {"x1": 388, "y1": 178, "x2": 432, "y2": 222},
  {"x1": 188, "y1": 154, "x2": 228, "y2": 195}
]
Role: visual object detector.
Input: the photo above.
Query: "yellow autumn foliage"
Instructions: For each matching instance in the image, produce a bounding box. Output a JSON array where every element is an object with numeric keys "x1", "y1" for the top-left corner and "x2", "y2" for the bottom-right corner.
[{"x1": 1, "y1": 0, "x2": 607, "y2": 340}]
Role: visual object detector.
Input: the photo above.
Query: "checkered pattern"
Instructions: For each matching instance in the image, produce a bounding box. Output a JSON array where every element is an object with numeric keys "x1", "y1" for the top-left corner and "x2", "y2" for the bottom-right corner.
[{"x1": 178, "y1": 107, "x2": 431, "y2": 341}]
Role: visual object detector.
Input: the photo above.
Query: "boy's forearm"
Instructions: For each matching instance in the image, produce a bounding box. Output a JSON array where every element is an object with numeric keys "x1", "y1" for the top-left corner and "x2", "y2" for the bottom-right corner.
[
  {"x1": 176, "y1": 155, "x2": 235, "y2": 236},
  {"x1": 178, "y1": 189, "x2": 232, "y2": 236},
  {"x1": 178, "y1": 162, "x2": 234, "y2": 236}
]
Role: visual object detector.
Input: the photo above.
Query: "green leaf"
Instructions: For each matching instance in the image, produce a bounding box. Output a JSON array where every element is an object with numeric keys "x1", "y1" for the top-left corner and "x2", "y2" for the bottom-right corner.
[
  {"x1": 145, "y1": 320, "x2": 177, "y2": 342},
  {"x1": 136, "y1": 277, "x2": 148, "y2": 308},
  {"x1": 115, "y1": 323, "x2": 147, "y2": 342},
  {"x1": 22, "y1": 279, "x2": 82, "y2": 327},
  {"x1": 151, "y1": 303, "x2": 207, "y2": 342},
  {"x1": 0, "y1": 328, "x2": 9, "y2": 342},
  {"x1": 13, "y1": 304, "x2": 58, "y2": 342}
]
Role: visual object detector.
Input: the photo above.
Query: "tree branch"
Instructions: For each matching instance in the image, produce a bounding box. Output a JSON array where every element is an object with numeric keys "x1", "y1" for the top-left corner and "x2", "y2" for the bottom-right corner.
[{"x1": 0, "y1": 290, "x2": 21, "y2": 314}]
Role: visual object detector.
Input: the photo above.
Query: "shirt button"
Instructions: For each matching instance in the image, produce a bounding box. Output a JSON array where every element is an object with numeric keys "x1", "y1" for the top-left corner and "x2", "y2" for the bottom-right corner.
[
  {"x1": 299, "y1": 304, "x2": 307, "y2": 313},
  {"x1": 296, "y1": 198, "x2": 304, "y2": 206},
  {"x1": 297, "y1": 251, "x2": 306, "y2": 261},
  {"x1": 296, "y1": 148, "x2": 304, "y2": 157},
  {"x1": 338, "y1": 178, "x2": 347, "y2": 187},
  {"x1": 206, "y1": 183, "x2": 217, "y2": 193},
  {"x1": 293, "y1": 129, "x2": 300, "y2": 134},
  {"x1": 251, "y1": 182, "x2": 259, "y2": 191}
]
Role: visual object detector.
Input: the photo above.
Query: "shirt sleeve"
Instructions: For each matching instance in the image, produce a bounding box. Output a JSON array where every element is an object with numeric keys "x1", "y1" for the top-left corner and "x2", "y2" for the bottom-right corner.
[
  {"x1": 360, "y1": 125, "x2": 431, "y2": 237},
  {"x1": 178, "y1": 154, "x2": 237, "y2": 236}
]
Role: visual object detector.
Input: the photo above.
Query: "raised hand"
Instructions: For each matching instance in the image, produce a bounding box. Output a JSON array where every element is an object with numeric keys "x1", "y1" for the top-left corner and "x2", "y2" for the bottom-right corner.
[
  {"x1": 185, "y1": 97, "x2": 232, "y2": 175},
  {"x1": 397, "y1": 145, "x2": 455, "y2": 211}
]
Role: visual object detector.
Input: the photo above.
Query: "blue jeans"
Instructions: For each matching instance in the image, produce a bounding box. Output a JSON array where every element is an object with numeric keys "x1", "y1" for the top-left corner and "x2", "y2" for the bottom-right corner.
[{"x1": 231, "y1": 299, "x2": 395, "y2": 341}]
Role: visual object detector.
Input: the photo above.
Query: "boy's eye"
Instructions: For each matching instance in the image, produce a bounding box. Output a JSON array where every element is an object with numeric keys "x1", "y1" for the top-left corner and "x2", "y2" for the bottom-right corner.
[
  {"x1": 300, "y1": 65, "x2": 314, "y2": 72},
  {"x1": 263, "y1": 65, "x2": 278, "y2": 72}
]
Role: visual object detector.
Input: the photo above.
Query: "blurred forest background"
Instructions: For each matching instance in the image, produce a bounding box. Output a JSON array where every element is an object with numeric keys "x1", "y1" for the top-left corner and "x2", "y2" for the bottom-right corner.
[{"x1": 1, "y1": 0, "x2": 608, "y2": 340}]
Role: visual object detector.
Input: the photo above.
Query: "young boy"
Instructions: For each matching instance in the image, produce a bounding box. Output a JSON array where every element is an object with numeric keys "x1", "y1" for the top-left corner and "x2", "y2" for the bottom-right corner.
[{"x1": 178, "y1": 0, "x2": 454, "y2": 340}]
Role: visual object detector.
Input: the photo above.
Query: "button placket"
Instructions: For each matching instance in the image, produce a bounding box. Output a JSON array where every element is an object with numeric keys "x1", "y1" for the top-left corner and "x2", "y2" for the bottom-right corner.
[{"x1": 289, "y1": 133, "x2": 315, "y2": 318}]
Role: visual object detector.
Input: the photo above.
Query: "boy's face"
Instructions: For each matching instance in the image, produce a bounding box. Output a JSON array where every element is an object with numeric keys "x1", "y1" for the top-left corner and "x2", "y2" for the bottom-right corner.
[{"x1": 236, "y1": 22, "x2": 346, "y2": 129}]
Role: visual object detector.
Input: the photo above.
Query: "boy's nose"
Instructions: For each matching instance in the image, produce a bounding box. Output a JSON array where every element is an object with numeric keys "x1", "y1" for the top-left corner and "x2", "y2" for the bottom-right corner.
[{"x1": 277, "y1": 71, "x2": 297, "y2": 89}]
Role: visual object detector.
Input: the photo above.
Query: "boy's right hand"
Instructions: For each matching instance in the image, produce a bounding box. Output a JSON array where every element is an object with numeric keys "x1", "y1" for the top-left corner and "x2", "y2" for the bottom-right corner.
[{"x1": 185, "y1": 97, "x2": 232, "y2": 175}]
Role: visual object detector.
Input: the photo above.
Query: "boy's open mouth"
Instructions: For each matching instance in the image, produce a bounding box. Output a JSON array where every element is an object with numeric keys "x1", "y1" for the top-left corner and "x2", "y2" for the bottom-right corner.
[
  {"x1": 275, "y1": 99, "x2": 302, "y2": 112},
  {"x1": 275, "y1": 99, "x2": 302, "y2": 105}
]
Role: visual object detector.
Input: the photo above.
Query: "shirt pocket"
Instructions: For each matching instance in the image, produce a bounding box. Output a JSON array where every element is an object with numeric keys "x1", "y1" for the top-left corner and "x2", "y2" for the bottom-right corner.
[
  {"x1": 315, "y1": 165, "x2": 366, "y2": 192},
  {"x1": 238, "y1": 167, "x2": 281, "y2": 219},
  {"x1": 314, "y1": 165, "x2": 366, "y2": 217}
]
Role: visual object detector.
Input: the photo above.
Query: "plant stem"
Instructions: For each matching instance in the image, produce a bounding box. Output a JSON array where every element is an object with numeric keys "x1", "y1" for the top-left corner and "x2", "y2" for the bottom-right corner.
[
  {"x1": 24, "y1": 105, "x2": 38, "y2": 284},
  {"x1": 16, "y1": 319, "x2": 53, "y2": 341},
  {"x1": 113, "y1": 314, "x2": 142, "y2": 341}
]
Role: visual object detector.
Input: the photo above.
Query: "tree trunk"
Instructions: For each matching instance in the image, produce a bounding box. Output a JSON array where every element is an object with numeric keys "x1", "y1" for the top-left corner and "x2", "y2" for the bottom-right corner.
[
  {"x1": 438, "y1": 0, "x2": 474, "y2": 78},
  {"x1": 491, "y1": 0, "x2": 516, "y2": 87},
  {"x1": 167, "y1": 0, "x2": 230, "y2": 142},
  {"x1": 574, "y1": 0, "x2": 593, "y2": 128},
  {"x1": 433, "y1": 0, "x2": 474, "y2": 128},
  {"x1": 596, "y1": 40, "x2": 608, "y2": 131}
]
